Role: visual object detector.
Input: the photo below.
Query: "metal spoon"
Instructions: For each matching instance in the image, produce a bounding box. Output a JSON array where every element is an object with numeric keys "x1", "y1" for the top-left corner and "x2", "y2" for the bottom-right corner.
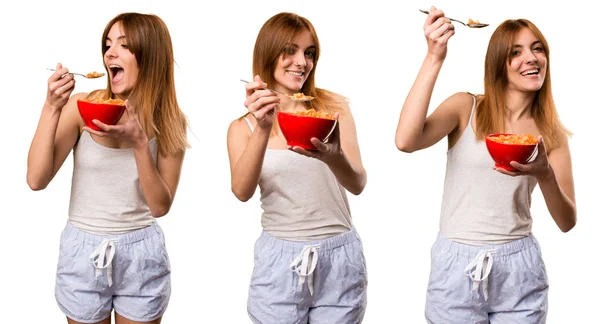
[
  {"x1": 47, "y1": 68, "x2": 105, "y2": 79},
  {"x1": 240, "y1": 79, "x2": 315, "y2": 101},
  {"x1": 419, "y1": 9, "x2": 489, "y2": 28}
]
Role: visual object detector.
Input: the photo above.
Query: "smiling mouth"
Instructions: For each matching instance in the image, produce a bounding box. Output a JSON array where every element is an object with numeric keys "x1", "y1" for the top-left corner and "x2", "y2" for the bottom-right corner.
[
  {"x1": 287, "y1": 71, "x2": 304, "y2": 77},
  {"x1": 521, "y1": 69, "x2": 539, "y2": 76}
]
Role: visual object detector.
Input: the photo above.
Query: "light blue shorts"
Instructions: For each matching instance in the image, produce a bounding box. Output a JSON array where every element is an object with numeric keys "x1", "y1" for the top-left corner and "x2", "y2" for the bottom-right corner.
[
  {"x1": 426, "y1": 233, "x2": 549, "y2": 324},
  {"x1": 55, "y1": 221, "x2": 171, "y2": 323},
  {"x1": 248, "y1": 229, "x2": 368, "y2": 324}
]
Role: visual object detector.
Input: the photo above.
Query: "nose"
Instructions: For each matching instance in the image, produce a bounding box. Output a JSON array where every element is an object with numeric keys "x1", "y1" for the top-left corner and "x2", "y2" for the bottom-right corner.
[
  {"x1": 105, "y1": 45, "x2": 117, "y2": 59},
  {"x1": 294, "y1": 52, "x2": 306, "y2": 68},
  {"x1": 524, "y1": 49, "x2": 537, "y2": 64}
]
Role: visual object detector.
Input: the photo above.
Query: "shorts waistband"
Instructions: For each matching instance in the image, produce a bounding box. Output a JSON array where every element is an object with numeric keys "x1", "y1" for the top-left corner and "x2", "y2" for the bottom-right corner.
[
  {"x1": 258, "y1": 228, "x2": 360, "y2": 253},
  {"x1": 62, "y1": 221, "x2": 162, "y2": 246},
  {"x1": 434, "y1": 232, "x2": 539, "y2": 257}
]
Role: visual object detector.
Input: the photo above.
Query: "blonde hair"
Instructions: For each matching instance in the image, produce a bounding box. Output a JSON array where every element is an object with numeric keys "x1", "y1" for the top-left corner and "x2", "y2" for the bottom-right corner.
[
  {"x1": 252, "y1": 12, "x2": 347, "y2": 135},
  {"x1": 476, "y1": 18, "x2": 570, "y2": 151},
  {"x1": 99, "y1": 12, "x2": 188, "y2": 155}
]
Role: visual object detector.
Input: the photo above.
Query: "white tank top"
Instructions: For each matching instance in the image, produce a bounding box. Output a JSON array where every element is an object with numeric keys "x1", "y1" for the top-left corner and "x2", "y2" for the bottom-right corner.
[
  {"x1": 68, "y1": 132, "x2": 158, "y2": 234},
  {"x1": 245, "y1": 117, "x2": 353, "y2": 241},
  {"x1": 439, "y1": 96, "x2": 537, "y2": 245}
]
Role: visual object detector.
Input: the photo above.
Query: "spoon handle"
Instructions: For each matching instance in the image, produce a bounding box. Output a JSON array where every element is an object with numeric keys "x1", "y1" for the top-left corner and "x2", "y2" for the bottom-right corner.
[
  {"x1": 419, "y1": 9, "x2": 467, "y2": 26},
  {"x1": 240, "y1": 79, "x2": 286, "y2": 96},
  {"x1": 47, "y1": 68, "x2": 86, "y2": 77}
]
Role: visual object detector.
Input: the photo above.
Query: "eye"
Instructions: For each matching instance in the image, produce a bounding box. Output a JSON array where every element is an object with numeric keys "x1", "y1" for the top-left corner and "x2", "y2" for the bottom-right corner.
[
  {"x1": 121, "y1": 44, "x2": 129, "y2": 49},
  {"x1": 282, "y1": 47, "x2": 296, "y2": 56},
  {"x1": 533, "y1": 46, "x2": 544, "y2": 52},
  {"x1": 305, "y1": 50, "x2": 316, "y2": 59},
  {"x1": 511, "y1": 50, "x2": 521, "y2": 56}
]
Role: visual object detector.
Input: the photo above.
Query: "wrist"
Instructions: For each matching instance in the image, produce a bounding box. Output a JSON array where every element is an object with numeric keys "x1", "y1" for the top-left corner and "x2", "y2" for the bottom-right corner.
[
  {"x1": 424, "y1": 53, "x2": 445, "y2": 68},
  {"x1": 43, "y1": 102, "x2": 62, "y2": 116},
  {"x1": 536, "y1": 164, "x2": 555, "y2": 184},
  {"x1": 323, "y1": 149, "x2": 346, "y2": 166},
  {"x1": 133, "y1": 133, "x2": 149, "y2": 150}
]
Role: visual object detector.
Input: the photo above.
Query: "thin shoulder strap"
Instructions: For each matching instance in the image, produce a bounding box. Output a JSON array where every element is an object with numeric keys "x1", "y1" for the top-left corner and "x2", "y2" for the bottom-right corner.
[
  {"x1": 468, "y1": 94, "x2": 476, "y2": 124},
  {"x1": 243, "y1": 116, "x2": 255, "y2": 133}
]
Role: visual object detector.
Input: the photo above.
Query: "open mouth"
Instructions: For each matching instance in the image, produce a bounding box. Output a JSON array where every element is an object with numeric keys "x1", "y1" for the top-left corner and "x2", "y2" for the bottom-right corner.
[
  {"x1": 287, "y1": 71, "x2": 305, "y2": 77},
  {"x1": 109, "y1": 64, "x2": 124, "y2": 83},
  {"x1": 520, "y1": 69, "x2": 539, "y2": 76}
]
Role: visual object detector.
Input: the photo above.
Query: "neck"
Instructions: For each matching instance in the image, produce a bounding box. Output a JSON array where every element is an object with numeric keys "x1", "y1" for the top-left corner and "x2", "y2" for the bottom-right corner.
[
  {"x1": 504, "y1": 89, "x2": 535, "y2": 122},
  {"x1": 115, "y1": 92, "x2": 136, "y2": 108}
]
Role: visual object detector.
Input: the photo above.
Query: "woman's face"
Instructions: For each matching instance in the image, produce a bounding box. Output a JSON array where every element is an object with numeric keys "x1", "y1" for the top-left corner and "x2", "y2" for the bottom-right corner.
[
  {"x1": 273, "y1": 29, "x2": 316, "y2": 93},
  {"x1": 506, "y1": 27, "x2": 547, "y2": 94},
  {"x1": 104, "y1": 21, "x2": 139, "y2": 99}
]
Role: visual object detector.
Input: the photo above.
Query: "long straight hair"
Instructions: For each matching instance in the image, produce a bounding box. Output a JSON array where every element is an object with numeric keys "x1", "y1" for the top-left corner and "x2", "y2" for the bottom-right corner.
[
  {"x1": 98, "y1": 12, "x2": 188, "y2": 155},
  {"x1": 476, "y1": 19, "x2": 570, "y2": 151},
  {"x1": 252, "y1": 12, "x2": 347, "y2": 135}
]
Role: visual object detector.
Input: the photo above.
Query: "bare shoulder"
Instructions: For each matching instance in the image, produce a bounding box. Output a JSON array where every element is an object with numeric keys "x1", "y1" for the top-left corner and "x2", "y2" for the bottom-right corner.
[
  {"x1": 444, "y1": 92, "x2": 476, "y2": 112},
  {"x1": 227, "y1": 114, "x2": 252, "y2": 141},
  {"x1": 62, "y1": 92, "x2": 90, "y2": 129}
]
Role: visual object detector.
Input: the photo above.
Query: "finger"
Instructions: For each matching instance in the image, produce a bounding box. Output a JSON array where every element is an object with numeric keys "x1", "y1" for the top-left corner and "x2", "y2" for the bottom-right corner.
[
  {"x1": 54, "y1": 78, "x2": 76, "y2": 96},
  {"x1": 83, "y1": 126, "x2": 107, "y2": 137},
  {"x1": 310, "y1": 137, "x2": 328, "y2": 151},
  {"x1": 509, "y1": 161, "x2": 531, "y2": 173},
  {"x1": 290, "y1": 145, "x2": 316, "y2": 158},
  {"x1": 429, "y1": 20, "x2": 454, "y2": 40},
  {"x1": 253, "y1": 102, "x2": 278, "y2": 120},
  {"x1": 425, "y1": 6, "x2": 444, "y2": 27},
  {"x1": 325, "y1": 119, "x2": 341, "y2": 144},
  {"x1": 246, "y1": 75, "x2": 268, "y2": 97},
  {"x1": 437, "y1": 27, "x2": 455, "y2": 44},
  {"x1": 247, "y1": 96, "x2": 280, "y2": 113},
  {"x1": 49, "y1": 73, "x2": 74, "y2": 91},
  {"x1": 245, "y1": 89, "x2": 278, "y2": 108},
  {"x1": 493, "y1": 167, "x2": 518, "y2": 177},
  {"x1": 536, "y1": 136, "x2": 546, "y2": 155},
  {"x1": 49, "y1": 63, "x2": 68, "y2": 82},
  {"x1": 92, "y1": 119, "x2": 114, "y2": 132}
]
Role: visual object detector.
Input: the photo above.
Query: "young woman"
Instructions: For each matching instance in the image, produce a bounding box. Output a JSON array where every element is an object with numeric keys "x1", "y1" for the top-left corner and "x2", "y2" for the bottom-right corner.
[
  {"x1": 395, "y1": 7, "x2": 576, "y2": 323},
  {"x1": 227, "y1": 12, "x2": 368, "y2": 324},
  {"x1": 27, "y1": 13, "x2": 187, "y2": 324}
]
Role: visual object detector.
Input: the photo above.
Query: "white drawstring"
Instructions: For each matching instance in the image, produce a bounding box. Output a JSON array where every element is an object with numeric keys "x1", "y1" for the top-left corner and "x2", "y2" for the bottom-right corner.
[
  {"x1": 464, "y1": 249, "x2": 496, "y2": 301},
  {"x1": 89, "y1": 238, "x2": 119, "y2": 287},
  {"x1": 290, "y1": 244, "x2": 320, "y2": 296}
]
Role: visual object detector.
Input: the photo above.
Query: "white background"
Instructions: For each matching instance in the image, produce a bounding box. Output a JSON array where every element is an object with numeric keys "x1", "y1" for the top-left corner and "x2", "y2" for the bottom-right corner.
[{"x1": 2, "y1": 0, "x2": 597, "y2": 323}]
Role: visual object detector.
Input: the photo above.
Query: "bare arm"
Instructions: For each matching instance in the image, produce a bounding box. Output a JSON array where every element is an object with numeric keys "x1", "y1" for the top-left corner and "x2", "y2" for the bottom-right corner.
[
  {"x1": 291, "y1": 107, "x2": 367, "y2": 195},
  {"x1": 227, "y1": 118, "x2": 270, "y2": 201},
  {"x1": 501, "y1": 138, "x2": 577, "y2": 232},
  {"x1": 395, "y1": 7, "x2": 464, "y2": 152},
  {"x1": 135, "y1": 143, "x2": 185, "y2": 217},
  {"x1": 227, "y1": 75, "x2": 280, "y2": 202},
  {"x1": 541, "y1": 143, "x2": 576, "y2": 232},
  {"x1": 27, "y1": 64, "x2": 82, "y2": 190}
]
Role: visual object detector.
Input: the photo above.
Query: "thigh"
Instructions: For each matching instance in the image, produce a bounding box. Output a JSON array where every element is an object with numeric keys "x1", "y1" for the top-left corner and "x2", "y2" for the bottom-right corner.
[
  {"x1": 309, "y1": 240, "x2": 367, "y2": 324},
  {"x1": 115, "y1": 312, "x2": 161, "y2": 324},
  {"x1": 425, "y1": 246, "x2": 489, "y2": 324},
  {"x1": 247, "y1": 241, "x2": 309, "y2": 324},
  {"x1": 489, "y1": 245, "x2": 548, "y2": 323},
  {"x1": 113, "y1": 230, "x2": 171, "y2": 323},
  {"x1": 67, "y1": 316, "x2": 111, "y2": 324},
  {"x1": 56, "y1": 233, "x2": 113, "y2": 323}
]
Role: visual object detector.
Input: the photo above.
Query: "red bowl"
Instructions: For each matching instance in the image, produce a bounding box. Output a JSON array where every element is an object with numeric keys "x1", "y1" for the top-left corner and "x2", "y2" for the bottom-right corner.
[
  {"x1": 277, "y1": 111, "x2": 336, "y2": 150},
  {"x1": 77, "y1": 100, "x2": 126, "y2": 131},
  {"x1": 485, "y1": 133, "x2": 538, "y2": 171}
]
